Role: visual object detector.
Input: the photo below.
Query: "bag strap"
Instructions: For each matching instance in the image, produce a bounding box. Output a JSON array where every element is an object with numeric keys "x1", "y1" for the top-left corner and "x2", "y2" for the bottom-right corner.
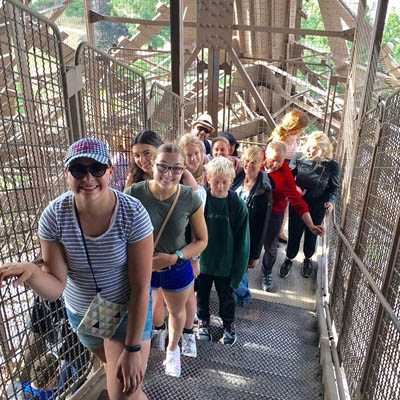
[
  {"x1": 74, "y1": 200, "x2": 101, "y2": 293},
  {"x1": 154, "y1": 184, "x2": 181, "y2": 249}
]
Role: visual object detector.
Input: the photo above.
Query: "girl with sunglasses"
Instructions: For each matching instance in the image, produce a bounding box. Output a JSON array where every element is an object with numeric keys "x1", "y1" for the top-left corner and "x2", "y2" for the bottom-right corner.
[
  {"x1": 127, "y1": 143, "x2": 208, "y2": 378},
  {"x1": 0, "y1": 137, "x2": 154, "y2": 400}
]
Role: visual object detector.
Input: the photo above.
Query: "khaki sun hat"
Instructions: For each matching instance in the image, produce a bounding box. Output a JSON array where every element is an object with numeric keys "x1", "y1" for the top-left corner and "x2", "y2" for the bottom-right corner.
[{"x1": 192, "y1": 113, "x2": 215, "y2": 132}]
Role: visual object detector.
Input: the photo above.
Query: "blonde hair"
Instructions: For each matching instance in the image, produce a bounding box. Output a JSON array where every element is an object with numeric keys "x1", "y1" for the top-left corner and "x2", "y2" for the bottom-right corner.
[
  {"x1": 303, "y1": 131, "x2": 333, "y2": 160},
  {"x1": 241, "y1": 145, "x2": 262, "y2": 163},
  {"x1": 179, "y1": 133, "x2": 205, "y2": 153},
  {"x1": 270, "y1": 110, "x2": 309, "y2": 142},
  {"x1": 266, "y1": 141, "x2": 287, "y2": 156},
  {"x1": 205, "y1": 156, "x2": 235, "y2": 181}
]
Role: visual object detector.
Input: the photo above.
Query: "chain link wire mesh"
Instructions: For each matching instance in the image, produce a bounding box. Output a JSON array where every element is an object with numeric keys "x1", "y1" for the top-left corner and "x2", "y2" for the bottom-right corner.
[
  {"x1": 0, "y1": 1, "x2": 92, "y2": 399},
  {"x1": 148, "y1": 82, "x2": 181, "y2": 143},
  {"x1": 328, "y1": 2, "x2": 400, "y2": 397},
  {"x1": 75, "y1": 43, "x2": 147, "y2": 191},
  {"x1": 356, "y1": 90, "x2": 400, "y2": 400}
]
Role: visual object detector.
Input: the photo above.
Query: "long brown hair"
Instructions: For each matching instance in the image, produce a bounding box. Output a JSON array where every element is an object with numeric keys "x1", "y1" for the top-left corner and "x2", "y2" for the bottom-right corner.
[{"x1": 125, "y1": 130, "x2": 163, "y2": 187}]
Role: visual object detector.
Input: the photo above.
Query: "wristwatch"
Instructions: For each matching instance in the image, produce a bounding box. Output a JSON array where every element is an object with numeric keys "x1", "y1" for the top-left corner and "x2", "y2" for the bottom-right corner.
[
  {"x1": 124, "y1": 344, "x2": 141, "y2": 353},
  {"x1": 175, "y1": 249, "x2": 186, "y2": 263}
]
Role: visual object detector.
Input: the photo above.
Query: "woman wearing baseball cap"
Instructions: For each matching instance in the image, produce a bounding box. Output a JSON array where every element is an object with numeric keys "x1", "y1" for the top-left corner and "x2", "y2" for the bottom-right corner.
[{"x1": 0, "y1": 137, "x2": 154, "y2": 400}]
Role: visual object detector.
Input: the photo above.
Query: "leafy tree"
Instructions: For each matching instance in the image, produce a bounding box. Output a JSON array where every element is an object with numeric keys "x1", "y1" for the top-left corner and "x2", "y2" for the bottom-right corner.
[
  {"x1": 64, "y1": 0, "x2": 84, "y2": 18},
  {"x1": 382, "y1": 11, "x2": 400, "y2": 63},
  {"x1": 110, "y1": 0, "x2": 170, "y2": 49},
  {"x1": 301, "y1": 0, "x2": 330, "y2": 53}
]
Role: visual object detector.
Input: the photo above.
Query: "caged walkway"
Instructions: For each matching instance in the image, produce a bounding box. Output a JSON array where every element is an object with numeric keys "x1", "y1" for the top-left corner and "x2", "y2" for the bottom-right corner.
[
  {"x1": 144, "y1": 297, "x2": 321, "y2": 400},
  {"x1": 75, "y1": 242, "x2": 322, "y2": 400},
  {"x1": 1, "y1": 1, "x2": 400, "y2": 399},
  {"x1": 145, "y1": 240, "x2": 321, "y2": 400}
]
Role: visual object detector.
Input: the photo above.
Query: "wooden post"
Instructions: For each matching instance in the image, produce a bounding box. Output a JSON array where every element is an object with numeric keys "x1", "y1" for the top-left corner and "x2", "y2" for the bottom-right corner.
[{"x1": 170, "y1": 0, "x2": 184, "y2": 134}]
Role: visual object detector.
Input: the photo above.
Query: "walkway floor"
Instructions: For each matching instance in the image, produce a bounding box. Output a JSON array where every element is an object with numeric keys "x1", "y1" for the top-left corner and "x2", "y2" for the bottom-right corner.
[
  {"x1": 143, "y1": 240, "x2": 322, "y2": 399},
  {"x1": 86, "y1": 241, "x2": 322, "y2": 400},
  {"x1": 248, "y1": 240, "x2": 318, "y2": 311},
  {"x1": 144, "y1": 295, "x2": 322, "y2": 399}
]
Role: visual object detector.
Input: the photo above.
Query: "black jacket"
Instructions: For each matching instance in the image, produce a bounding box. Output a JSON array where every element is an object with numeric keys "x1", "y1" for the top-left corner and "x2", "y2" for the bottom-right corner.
[
  {"x1": 290, "y1": 154, "x2": 340, "y2": 204},
  {"x1": 232, "y1": 170, "x2": 273, "y2": 261}
]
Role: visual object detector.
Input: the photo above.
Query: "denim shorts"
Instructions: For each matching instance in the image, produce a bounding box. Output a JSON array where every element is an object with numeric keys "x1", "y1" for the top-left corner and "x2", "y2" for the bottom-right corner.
[
  {"x1": 66, "y1": 293, "x2": 153, "y2": 351},
  {"x1": 151, "y1": 259, "x2": 194, "y2": 292}
]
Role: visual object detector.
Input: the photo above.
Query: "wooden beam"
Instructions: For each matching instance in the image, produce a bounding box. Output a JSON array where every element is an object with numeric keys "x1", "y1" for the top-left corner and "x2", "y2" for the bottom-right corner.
[
  {"x1": 229, "y1": 48, "x2": 275, "y2": 130},
  {"x1": 87, "y1": 11, "x2": 355, "y2": 40}
]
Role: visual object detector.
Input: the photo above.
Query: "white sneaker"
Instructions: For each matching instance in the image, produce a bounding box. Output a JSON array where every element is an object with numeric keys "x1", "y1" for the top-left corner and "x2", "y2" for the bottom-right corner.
[
  {"x1": 164, "y1": 347, "x2": 181, "y2": 377},
  {"x1": 152, "y1": 328, "x2": 167, "y2": 351},
  {"x1": 181, "y1": 333, "x2": 197, "y2": 358}
]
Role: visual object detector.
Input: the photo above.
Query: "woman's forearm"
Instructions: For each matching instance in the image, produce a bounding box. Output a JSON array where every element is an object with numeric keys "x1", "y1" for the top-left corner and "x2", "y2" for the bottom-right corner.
[
  {"x1": 28, "y1": 264, "x2": 65, "y2": 300},
  {"x1": 125, "y1": 284, "x2": 149, "y2": 346},
  {"x1": 301, "y1": 212, "x2": 315, "y2": 229},
  {"x1": 180, "y1": 239, "x2": 208, "y2": 259}
]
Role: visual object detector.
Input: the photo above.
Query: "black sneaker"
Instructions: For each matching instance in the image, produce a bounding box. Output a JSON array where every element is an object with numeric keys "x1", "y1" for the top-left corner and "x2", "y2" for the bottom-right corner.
[
  {"x1": 279, "y1": 258, "x2": 293, "y2": 278},
  {"x1": 196, "y1": 320, "x2": 211, "y2": 341},
  {"x1": 262, "y1": 274, "x2": 273, "y2": 292},
  {"x1": 220, "y1": 328, "x2": 237, "y2": 345},
  {"x1": 302, "y1": 259, "x2": 313, "y2": 278}
]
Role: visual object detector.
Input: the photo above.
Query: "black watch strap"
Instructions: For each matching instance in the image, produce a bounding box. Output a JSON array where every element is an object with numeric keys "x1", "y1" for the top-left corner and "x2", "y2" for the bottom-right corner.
[{"x1": 124, "y1": 344, "x2": 141, "y2": 353}]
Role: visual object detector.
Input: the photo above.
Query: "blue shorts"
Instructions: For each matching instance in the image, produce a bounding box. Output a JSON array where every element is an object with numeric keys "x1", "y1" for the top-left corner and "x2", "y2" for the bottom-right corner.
[
  {"x1": 66, "y1": 294, "x2": 153, "y2": 352},
  {"x1": 151, "y1": 259, "x2": 194, "y2": 292}
]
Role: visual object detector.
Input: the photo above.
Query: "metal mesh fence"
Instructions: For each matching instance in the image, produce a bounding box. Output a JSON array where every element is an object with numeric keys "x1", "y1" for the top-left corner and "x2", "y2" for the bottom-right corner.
[
  {"x1": 329, "y1": 56, "x2": 400, "y2": 400},
  {"x1": 355, "y1": 90, "x2": 400, "y2": 400},
  {"x1": 148, "y1": 82, "x2": 181, "y2": 143},
  {"x1": 75, "y1": 43, "x2": 147, "y2": 191},
  {"x1": 0, "y1": 1, "x2": 92, "y2": 399}
]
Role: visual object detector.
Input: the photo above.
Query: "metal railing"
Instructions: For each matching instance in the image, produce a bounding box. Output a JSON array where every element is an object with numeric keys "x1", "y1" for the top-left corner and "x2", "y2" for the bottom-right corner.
[
  {"x1": 328, "y1": 89, "x2": 400, "y2": 399},
  {"x1": 0, "y1": 1, "x2": 93, "y2": 399}
]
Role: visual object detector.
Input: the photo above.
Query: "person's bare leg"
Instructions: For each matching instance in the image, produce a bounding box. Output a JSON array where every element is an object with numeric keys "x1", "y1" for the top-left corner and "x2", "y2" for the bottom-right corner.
[
  {"x1": 152, "y1": 288, "x2": 166, "y2": 328},
  {"x1": 163, "y1": 287, "x2": 192, "y2": 350},
  {"x1": 184, "y1": 286, "x2": 196, "y2": 330},
  {"x1": 103, "y1": 339, "x2": 151, "y2": 400},
  {"x1": 92, "y1": 345, "x2": 106, "y2": 363}
]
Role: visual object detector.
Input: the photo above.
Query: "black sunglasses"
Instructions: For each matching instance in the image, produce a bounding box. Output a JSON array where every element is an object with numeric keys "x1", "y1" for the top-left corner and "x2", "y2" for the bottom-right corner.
[
  {"x1": 68, "y1": 162, "x2": 108, "y2": 179},
  {"x1": 195, "y1": 125, "x2": 211, "y2": 134}
]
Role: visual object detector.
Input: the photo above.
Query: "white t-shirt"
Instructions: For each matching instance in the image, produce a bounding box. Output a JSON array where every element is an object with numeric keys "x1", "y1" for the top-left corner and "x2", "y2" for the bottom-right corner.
[{"x1": 38, "y1": 190, "x2": 153, "y2": 315}]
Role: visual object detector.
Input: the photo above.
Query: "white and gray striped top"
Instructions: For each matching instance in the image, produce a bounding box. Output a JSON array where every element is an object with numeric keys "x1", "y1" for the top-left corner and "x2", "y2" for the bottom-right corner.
[{"x1": 38, "y1": 190, "x2": 153, "y2": 315}]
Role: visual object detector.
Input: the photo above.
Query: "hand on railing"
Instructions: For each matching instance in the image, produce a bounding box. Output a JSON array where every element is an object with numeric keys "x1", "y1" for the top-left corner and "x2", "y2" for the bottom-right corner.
[
  {"x1": 310, "y1": 224, "x2": 325, "y2": 236},
  {"x1": 0, "y1": 262, "x2": 39, "y2": 288},
  {"x1": 324, "y1": 202, "x2": 334, "y2": 214}
]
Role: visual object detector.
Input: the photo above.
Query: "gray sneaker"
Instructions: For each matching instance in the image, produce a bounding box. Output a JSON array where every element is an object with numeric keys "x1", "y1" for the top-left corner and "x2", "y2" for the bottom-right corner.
[
  {"x1": 152, "y1": 328, "x2": 167, "y2": 351},
  {"x1": 182, "y1": 333, "x2": 197, "y2": 357},
  {"x1": 196, "y1": 321, "x2": 211, "y2": 341},
  {"x1": 262, "y1": 274, "x2": 273, "y2": 292},
  {"x1": 220, "y1": 328, "x2": 237, "y2": 345}
]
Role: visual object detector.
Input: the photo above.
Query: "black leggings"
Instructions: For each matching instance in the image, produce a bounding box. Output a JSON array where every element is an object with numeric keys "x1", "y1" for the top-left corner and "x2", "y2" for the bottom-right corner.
[{"x1": 286, "y1": 202, "x2": 326, "y2": 260}]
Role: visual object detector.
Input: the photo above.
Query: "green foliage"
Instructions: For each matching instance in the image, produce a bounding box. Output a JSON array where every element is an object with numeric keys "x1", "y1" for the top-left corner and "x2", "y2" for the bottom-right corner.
[
  {"x1": 382, "y1": 11, "x2": 400, "y2": 63},
  {"x1": 110, "y1": 0, "x2": 170, "y2": 49},
  {"x1": 301, "y1": 0, "x2": 330, "y2": 53},
  {"x1": 64, "y1": 0, "x2": 84, "y2": 18},
  {"x1": 30, "y1": 0, "x2": 55, "y2": 12}
]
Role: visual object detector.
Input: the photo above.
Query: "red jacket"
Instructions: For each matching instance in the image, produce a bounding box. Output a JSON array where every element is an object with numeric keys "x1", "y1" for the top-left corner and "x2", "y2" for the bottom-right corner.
[{"x1": 268, "y1": 161, "x2": 309, "y2": 216}]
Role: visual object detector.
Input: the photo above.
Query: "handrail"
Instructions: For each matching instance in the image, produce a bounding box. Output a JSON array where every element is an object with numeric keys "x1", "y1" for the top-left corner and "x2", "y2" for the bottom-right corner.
[
  {"x1": 318, "y1": 216, "x2": 349, "y2": 400},
  {"x1": 330, "y1": 210, "x2": 400, "y2": 332}
]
